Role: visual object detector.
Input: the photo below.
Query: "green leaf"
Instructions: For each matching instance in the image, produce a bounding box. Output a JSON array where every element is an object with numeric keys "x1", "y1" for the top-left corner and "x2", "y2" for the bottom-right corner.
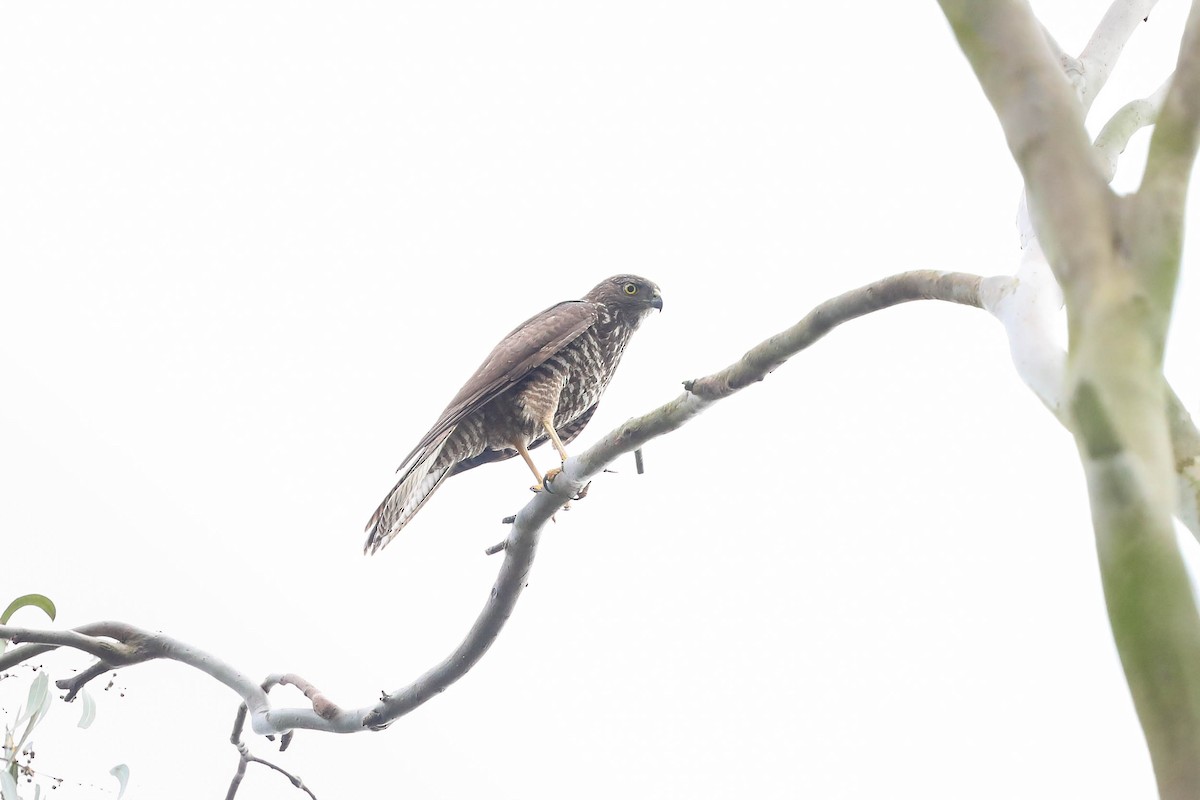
[
  {"x1": 0, "y1": 595, "x2": 56, "y2": 625},
  {"x1": 14, "y1": 674, "x2": 51, "y2": 757},
  {"x1": 110, "y1": 764, "x2": 129, "y2": 800},
  {"x1": 15, "y1": 674, "x2": 48, "y2": 728},
  {"x1": 77, "y1": 689, "x2": 96, "y2": 730}
]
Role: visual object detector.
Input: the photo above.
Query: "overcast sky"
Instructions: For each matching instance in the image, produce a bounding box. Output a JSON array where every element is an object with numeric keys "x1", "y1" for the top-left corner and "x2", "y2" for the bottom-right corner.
[{"x1": 2, "y1": 2, "x2": 1199, "y2": 798}]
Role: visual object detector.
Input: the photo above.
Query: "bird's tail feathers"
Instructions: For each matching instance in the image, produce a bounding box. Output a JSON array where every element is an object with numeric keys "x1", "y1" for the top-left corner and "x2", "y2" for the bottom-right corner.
[{"x1": 364, "y1": 442, "x2": 451, "y2": 555}]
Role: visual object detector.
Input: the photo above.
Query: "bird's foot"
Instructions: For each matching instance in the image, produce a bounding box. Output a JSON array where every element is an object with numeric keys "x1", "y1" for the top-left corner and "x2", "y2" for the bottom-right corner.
[{"x1": 539, "y1": 466, "x2": 563, "y2": 495}]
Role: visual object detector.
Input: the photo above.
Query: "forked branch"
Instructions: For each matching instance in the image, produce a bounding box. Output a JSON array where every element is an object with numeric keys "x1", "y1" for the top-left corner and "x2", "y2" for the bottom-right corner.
[
  {"x1": 0, "y1": 270, "x2": 988, "y2": 740},
  {"x1": 1, "y1": 268, "x2": 1196, "y2": 796}
]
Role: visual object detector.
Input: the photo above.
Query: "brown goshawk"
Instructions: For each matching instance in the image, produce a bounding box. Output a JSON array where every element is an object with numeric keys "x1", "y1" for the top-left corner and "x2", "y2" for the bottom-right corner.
[{"x1": 364, "y1": 274, "x2": 663, "y2": 554}]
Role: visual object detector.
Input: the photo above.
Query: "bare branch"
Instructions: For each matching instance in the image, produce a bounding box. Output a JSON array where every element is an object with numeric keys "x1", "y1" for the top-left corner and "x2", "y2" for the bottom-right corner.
[
  {"x1": 230, "y1": 746, "x2": 318, "y2": 800},
  {"x1": 0, "y1": 625, "x2": 135, "y2": 669},
  {"x1": 59, "y1": 663, "x2": 114, "y2": 702},
  {"x1": 1140, "y1": 0, "x2": 1200, "y2": 300},
  {"x1": 1094, "y1": 75, "x2": 1174, "y2": 181},
  {"x1": 227, "y1": 698, "x2": 317, "y2": 800},
  {"x1": 0, "y1": 620, "x2": 280, "y2": 732},
  {"x1": 0, "y1": 270, "x2": 988, "y2": 740},
  {"x1": 939, "y1": 0, "x2": 1116, "y2": 297},
  {"x1": 1078, "y1": 0, "x2": 1160, "y2": 113},
  {"x1": 684, "y1": 271, "x2": 982, "y2": 401},
  {"x1": 0, "y1": 266, "x2": 1194, "y2": 779}
]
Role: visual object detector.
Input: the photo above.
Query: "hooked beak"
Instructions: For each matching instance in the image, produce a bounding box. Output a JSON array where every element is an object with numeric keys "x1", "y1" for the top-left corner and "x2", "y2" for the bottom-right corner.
[{"x1": 650, "y1": 293, "x2": 663, "y2": 311}]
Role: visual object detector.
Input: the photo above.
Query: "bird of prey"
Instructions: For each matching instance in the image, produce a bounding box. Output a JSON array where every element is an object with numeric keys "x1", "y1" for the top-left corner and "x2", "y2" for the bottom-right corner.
[{"x1": 364, "y1": 274, "x2": 663, "y2": 554}]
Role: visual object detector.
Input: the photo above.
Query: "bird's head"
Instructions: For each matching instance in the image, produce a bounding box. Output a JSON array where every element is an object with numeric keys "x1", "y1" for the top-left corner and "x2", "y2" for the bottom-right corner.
[{"x1": 586, "y1": 275, "x2": 664, "y2": 315}]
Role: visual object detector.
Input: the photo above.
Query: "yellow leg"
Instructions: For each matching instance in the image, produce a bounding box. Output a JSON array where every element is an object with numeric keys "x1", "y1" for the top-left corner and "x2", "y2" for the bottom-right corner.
[
  {"x1": 541, "y1": 419, "x2": 570, "y2": 462},
  {"x1": 514, "y1": 441, "x2": 543, "y2": 484}
]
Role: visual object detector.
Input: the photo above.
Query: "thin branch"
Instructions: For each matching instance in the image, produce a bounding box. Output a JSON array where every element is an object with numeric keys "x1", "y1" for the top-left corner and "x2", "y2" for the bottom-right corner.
[
  {"x1": 0, "y1": 626, "x2": 135, "y2": 670},
  {"x1": 1143, "y1": 0, "x2": 1200, "y2": 209},
  {"x1": 234, "y1": 747, "x2": 318, "y2": 800},
  {"x1": 1134, "y1": 0, "x2": 1200, "y2": 335},
  {"x1": 227, "y1": 690, "x2": 317, "y2": 800},
  {"x1": 1094, "y1": 75, "x2": 1174, "y2": 181},
  {"x1": 1077, "y1": 0, "x2": 1160, "y2": 113},
  {"x1": 224, "y1": 755, "x2": 249, "y2": 800},
  {"x1": 684, "y1": 271, "x2": 982, "y2": 400},
  {"x1": 60, "y1": 663, "x2": 113, "y2": 701},
  {"x1": 0, "y1": 621, "x2": 277, "y2": 729}
]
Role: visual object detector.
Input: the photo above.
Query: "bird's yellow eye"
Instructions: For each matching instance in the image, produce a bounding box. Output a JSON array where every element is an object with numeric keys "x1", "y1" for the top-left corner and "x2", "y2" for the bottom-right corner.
[{"x1": 623, "y1": 283, "x2": 638, "y2": 295}]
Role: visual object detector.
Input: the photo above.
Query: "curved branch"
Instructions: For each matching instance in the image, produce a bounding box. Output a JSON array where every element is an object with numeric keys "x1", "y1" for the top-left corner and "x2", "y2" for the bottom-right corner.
[
  {"x1": 683, "y1": 271, "x2": 982, "y2": 401},
  {"x1": 0, "y1": 620, "x2": 274, "y2": 726},
  {"x1": 1095, "y1": 75, "x2": 1174, "y2": 181},
  {"x1": 0, "y1": 266, "x2": 1194, "y2": 767},
  {"x1": 0, "y1": 271, "x2": 988, "y2": 740},
  {"x1": 227, "y1": 689, "x2": 316, "y2": 800}
]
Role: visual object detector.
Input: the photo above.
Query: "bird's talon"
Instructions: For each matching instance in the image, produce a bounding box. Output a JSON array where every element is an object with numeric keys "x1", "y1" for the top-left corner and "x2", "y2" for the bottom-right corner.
[{"x1": 541, "y1": 467, "x2": 563, "y2": 494}]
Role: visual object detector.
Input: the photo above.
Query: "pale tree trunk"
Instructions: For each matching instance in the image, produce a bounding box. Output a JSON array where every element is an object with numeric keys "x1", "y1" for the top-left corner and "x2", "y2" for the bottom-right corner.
[{"x1": 939, "y1": 1, "x2": 1200, "y2": 796}]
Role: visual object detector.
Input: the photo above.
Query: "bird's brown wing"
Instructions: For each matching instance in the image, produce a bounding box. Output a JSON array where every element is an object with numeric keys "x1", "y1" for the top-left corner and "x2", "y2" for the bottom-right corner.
[
  {"x1": 393, "y1": 300, "x2": 600, "y2": 478},
  {"x1": 448, "y1": 400, "x2": 599, "y2": 476}
]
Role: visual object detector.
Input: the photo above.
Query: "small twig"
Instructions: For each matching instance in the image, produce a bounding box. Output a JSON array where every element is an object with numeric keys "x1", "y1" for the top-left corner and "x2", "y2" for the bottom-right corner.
[
  {"x1": 226, "y1": 742, "x2": 317, "y2": 800},
  {"x1": 59, "y1": 661, "x2": 112, "y2": 701},
  {"x1": 484, "y1": 540, "x2": 507, "y2": 556},
  {"x1": 634, "y1": 448, "x2": 645, "y2": 474},
  {"x1": 225, "y1": 680, "x2": 317, "y2": 799},
  {"x1": 224, "y1": 754, "x2": 249, "y2": 800}
]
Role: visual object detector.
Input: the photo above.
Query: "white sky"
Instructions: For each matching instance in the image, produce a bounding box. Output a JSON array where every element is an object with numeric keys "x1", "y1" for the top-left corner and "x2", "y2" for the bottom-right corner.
[{"x1": 2, "y1": 2, "x2": 1199, "y2": 798}]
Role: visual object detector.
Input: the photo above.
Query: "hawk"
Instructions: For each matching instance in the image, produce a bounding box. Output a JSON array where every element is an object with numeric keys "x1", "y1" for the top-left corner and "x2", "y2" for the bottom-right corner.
[{"x1": 364, "y1": 274, "x2": 663, "y2": 554}]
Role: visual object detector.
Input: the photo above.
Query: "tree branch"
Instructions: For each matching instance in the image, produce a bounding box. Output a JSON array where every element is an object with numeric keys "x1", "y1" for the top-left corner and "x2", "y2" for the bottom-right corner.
[
  {"x1": 939, "y1": 0, "x2": 1116, "y2": 299},
  {"x1": 1143, "y1": 0, "x2": 1200, "y2": 213},
  {"x1": 226, "y1": 683, "x2": 315, "y2": 800},
  {"x1": 1077, "y1": 0, "x2": 1160, "y2": 113},
  {"x1": 0, "y1": 267, "x2": 1194, "y2": 794},
  {"x1": 0, "y1": 271, "x2": 988, "y2": 741},
  {"x1": 1095, "y1": 75, "x2": 1174, "y2": 181},
  {"x1": 683, "y1": 271, "x2": 982, "y2": 400}
]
